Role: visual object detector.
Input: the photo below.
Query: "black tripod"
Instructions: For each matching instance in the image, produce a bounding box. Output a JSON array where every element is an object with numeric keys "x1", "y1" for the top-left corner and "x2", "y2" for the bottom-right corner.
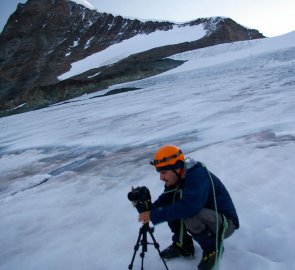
[{"x1": 128, "y1": 223, "x2": 169, "y2": 270}]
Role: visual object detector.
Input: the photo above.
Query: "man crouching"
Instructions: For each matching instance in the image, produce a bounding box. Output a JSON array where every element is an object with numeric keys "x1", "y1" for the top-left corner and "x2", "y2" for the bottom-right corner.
[{"x1": 138, "y1": 145, "x2": 239, "y2": 270}]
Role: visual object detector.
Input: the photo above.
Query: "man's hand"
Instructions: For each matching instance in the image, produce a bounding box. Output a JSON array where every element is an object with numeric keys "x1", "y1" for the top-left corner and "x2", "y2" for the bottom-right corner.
[{"x1": 138, "y1": 211, "x2": 150, "y2": 224}]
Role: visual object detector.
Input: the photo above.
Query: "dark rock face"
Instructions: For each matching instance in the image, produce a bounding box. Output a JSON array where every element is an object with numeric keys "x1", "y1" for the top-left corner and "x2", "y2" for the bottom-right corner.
[{"x1": 0, "y1": 0, "x2": 264, "y2": 115}]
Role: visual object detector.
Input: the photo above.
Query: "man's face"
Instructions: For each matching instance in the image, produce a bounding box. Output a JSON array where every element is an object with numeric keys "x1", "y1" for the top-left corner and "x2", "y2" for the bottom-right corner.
[{"x1": 159, "y1": 169, "x2": 179, "y2": 187}]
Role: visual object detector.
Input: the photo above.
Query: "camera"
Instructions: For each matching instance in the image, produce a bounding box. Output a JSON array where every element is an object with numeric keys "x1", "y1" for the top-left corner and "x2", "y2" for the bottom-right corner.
[{"x1": 127, "y1": 186, "x2": 152, "y2": 213}]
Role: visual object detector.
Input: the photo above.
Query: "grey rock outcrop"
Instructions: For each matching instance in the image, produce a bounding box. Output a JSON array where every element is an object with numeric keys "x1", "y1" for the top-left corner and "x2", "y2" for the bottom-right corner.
[{"x1": 0, "y1": 0, "x2": 264, "y2": 115}]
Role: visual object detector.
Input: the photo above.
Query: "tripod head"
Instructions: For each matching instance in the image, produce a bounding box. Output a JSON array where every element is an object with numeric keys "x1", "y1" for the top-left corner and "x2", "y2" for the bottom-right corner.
[{"x1": 141, "y1": 222, "x2": 153, "y2": 231}]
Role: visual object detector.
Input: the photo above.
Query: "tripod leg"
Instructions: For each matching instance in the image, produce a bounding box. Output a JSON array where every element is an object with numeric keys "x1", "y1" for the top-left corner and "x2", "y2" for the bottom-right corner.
[
  {"x1": 148, "y1": 228, "x2": 170, "y2": 270},
  {"x1": 128, "y1": 228, "x2": 143, "y2": 270},
  {"x1": 140, "y1": 228, "x2": 147, "y2": 270},
  {"x1": 129, "y1": 224, "x2": 169, "y2": 270},
  {"x1": 139, "y1": 226, "x2": 149, "y2": 270},
  {"x1": 140, "y1": 248, "x2": 145, "y2": 270}
]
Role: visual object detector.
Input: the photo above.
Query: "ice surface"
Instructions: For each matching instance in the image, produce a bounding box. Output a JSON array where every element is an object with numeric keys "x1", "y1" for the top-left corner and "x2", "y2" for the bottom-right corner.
[{"x1": 0, "y1": 31, "x2": 295, "y2": 270}]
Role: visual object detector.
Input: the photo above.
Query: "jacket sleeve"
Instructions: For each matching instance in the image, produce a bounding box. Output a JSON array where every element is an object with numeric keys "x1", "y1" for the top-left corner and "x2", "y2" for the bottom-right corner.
[
  {"x1": 150, "y1": 167, "x2": 211, "y2": 225},
  {"x1": 151, "y1": 186, "x2": 179, "y2": 209}
]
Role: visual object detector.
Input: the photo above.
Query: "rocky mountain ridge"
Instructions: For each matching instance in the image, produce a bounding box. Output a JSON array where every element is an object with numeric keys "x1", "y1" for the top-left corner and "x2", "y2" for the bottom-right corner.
[{"x1": 0, "y1": 0, "x2": 264, "y2": 116}]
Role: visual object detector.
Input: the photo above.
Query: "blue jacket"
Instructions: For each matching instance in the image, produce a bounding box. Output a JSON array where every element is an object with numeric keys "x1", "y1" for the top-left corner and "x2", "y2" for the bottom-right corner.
[{"x1": 150, "y1": 160, "x2": 239, "y2": 229}]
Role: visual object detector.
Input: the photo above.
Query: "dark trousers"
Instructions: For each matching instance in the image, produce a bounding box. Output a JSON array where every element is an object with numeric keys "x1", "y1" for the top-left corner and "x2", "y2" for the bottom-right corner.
[
  {"x1": 168, "y1": 208, "x2": 236, "y2": 252},
  {"x1": 168, "y1": 219, "x2": 193, "y2": 246},
  {"x1": 185, "y1": 208, "x2": 236, "y2": 252}
]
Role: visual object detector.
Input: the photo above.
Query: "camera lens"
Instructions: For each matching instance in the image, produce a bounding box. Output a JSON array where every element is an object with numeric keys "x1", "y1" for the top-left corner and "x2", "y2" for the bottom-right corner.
[{"x1": 127, "y1": 191, "x2": 136, "y2": 201}]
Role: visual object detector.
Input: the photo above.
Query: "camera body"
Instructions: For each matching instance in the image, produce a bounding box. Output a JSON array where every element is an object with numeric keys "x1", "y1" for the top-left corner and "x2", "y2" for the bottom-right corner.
[{"x1": 128, "y1": 186, "x2": 152, "y2": 213}]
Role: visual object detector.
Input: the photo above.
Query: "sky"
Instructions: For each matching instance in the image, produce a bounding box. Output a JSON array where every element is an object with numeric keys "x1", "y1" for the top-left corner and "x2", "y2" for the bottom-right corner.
[
  {"x1": 1, "y1": 0, "x2": 295, "y2": 37},
  {"x1": 0, "y1": 31, "x2": 295, "y2": 270}
]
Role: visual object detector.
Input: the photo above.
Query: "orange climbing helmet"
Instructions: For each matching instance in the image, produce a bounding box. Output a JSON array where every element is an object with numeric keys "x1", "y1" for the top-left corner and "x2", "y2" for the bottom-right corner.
[{"x1": 150, "y1": 145, "x2": 185, "y2": 171}]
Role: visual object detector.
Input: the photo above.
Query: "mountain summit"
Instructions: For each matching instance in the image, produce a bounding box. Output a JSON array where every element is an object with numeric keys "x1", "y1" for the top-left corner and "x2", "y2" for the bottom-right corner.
[{"x1": 0, "y1": 0, "x2": 264, "y2": 115}]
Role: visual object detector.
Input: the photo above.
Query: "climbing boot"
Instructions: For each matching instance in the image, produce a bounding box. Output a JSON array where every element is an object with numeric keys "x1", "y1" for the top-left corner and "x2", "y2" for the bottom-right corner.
[
  {"x1": 197, "y1": 248, "x2": 224, "y2": 270},
  {"x1": 160, "y1": 241, "x2": 194, "y2": 259}
]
